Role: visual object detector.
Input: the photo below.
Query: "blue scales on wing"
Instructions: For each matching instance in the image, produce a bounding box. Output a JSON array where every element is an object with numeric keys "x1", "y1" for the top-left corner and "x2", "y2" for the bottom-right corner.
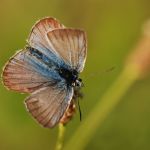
[{"x1": 2, "y1": 47, "x2": 63, "y2": 93}]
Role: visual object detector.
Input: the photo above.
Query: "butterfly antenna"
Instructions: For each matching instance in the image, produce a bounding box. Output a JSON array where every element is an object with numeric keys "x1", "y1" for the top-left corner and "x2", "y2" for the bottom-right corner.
[
  {"x1": 85, "y1": 66, "x2": 116, "y2": 80},
  {"x1": 77, "y1": 99, "x2": 82, "y2": 121},
  {"x1": 105, "y1": 66, "x2": 115, "y2": 72}
]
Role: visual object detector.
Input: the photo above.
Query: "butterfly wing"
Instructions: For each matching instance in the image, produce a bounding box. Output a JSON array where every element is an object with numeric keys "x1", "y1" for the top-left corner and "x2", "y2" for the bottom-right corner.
[
  {"x1": 2, "y1": 48, "x2": 62, "y2": 93},
  {"x1": 25, "y1": 85, "x2": 73, "y2": 128},
  {"x1": 46, "y1": 29, "x2": 87, "y2": 72},
  {"x1": 28, "y1": 17, "x2": 87, "y2": 72},
  {"x1": 28, "y1": 17, "x2": 65, "y2": 55}
]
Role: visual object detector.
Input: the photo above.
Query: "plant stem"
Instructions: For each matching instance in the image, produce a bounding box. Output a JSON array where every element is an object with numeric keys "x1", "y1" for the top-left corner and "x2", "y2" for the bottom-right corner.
[
  {"x1": 64, "y1": 66, "x2": 140, "y2": 150},
  {"x1": 55, "y1": 123, "x2": 66, "y2": 150}
]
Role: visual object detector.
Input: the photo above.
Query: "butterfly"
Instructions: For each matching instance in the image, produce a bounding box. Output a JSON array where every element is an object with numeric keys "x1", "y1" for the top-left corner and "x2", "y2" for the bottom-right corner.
[{"x1": 2, "y1": 17, "x2": 87, "y2": 128}]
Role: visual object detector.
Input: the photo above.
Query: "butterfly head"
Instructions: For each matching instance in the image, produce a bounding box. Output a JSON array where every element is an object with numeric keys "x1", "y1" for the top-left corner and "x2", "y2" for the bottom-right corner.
[{"x1": 74, "y1": 78, "x2": 83, "y2": 87}]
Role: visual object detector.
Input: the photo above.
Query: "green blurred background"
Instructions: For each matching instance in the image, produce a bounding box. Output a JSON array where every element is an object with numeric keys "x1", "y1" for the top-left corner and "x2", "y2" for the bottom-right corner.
[{"x1": 1, "y1": 0, "x2": 150, "y2": 150}]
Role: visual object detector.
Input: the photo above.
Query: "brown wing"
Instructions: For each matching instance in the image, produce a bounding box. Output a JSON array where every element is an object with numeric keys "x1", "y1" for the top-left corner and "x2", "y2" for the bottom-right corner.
[
  {"x1": 2, "y1": 49, "x2": 52, "y2": 93},
  {"x1": 46, "y1": 28, "x2": 87, "y2": 72},
  {"x1": 25, "y1": 85, "x2": 73, "y2": 128},
  {"x1": 28, "y1": 17, "x2": 87, "y2": 72},
  {"x1": 28, "y1": 17, "x2": 65, "y2": 52}
]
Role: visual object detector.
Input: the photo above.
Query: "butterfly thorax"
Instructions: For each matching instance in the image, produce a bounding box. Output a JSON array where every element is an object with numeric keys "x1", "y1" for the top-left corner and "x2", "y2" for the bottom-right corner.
[{"x1": 58, "y1": 68, "x2": 82, "y2": 87}]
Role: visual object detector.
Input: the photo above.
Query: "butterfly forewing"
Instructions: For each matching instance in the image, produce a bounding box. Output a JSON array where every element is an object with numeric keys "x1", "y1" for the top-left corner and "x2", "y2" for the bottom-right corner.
[
  {"x1": 28, "y1": 17, "x2": 65, "y2": 54},
  {"x1": 25, "y1": 85, "x2": 73, "y2": 128},
  {"x1": 29, "y1": 18, "x2": 87, "y2": 72},
  {"x1": 46, "y1": 28, "x2": 87, "y2": 72}
]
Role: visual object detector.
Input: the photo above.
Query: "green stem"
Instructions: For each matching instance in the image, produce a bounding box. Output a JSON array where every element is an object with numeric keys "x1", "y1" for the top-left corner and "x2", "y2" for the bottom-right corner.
[
  {"x1": 64, "y1": 66, "x2": 140, "y2": 150},
  {"x1": 55, "y1": 123, "x2": 66, "y2": 150}
]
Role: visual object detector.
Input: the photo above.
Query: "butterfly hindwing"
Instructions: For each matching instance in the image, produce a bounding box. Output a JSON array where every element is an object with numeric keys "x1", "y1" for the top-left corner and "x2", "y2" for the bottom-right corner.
[{"x1": 25, "y1": 85, "x2": 73, "y2": 128}]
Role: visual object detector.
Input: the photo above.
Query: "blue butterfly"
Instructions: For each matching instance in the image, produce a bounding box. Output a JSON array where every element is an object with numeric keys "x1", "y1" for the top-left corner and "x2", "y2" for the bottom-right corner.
[{"x1": 2, "y1": 17, "x2": 87, "y2": 128}]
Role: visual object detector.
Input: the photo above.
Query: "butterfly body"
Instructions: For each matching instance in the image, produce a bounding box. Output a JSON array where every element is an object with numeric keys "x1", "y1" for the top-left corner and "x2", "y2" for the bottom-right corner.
[
  {"x1": 2, "y1": 17, "x2": 87, "y2": 128},
  {"x1": 58, "y1": 68, "x2": 78, "y2": 85}
]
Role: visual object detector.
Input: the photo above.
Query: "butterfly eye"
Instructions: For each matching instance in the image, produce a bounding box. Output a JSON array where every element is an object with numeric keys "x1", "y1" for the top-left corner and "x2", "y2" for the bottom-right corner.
[{"x1": 75, "y1": 79, "x2": 82, "y2": 87}]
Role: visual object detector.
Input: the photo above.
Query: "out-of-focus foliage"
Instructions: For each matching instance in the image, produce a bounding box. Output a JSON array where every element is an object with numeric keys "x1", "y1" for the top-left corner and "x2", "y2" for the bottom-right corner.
[{"x1": 1, "y1": 0, "x2": 150, "y2": 150}]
